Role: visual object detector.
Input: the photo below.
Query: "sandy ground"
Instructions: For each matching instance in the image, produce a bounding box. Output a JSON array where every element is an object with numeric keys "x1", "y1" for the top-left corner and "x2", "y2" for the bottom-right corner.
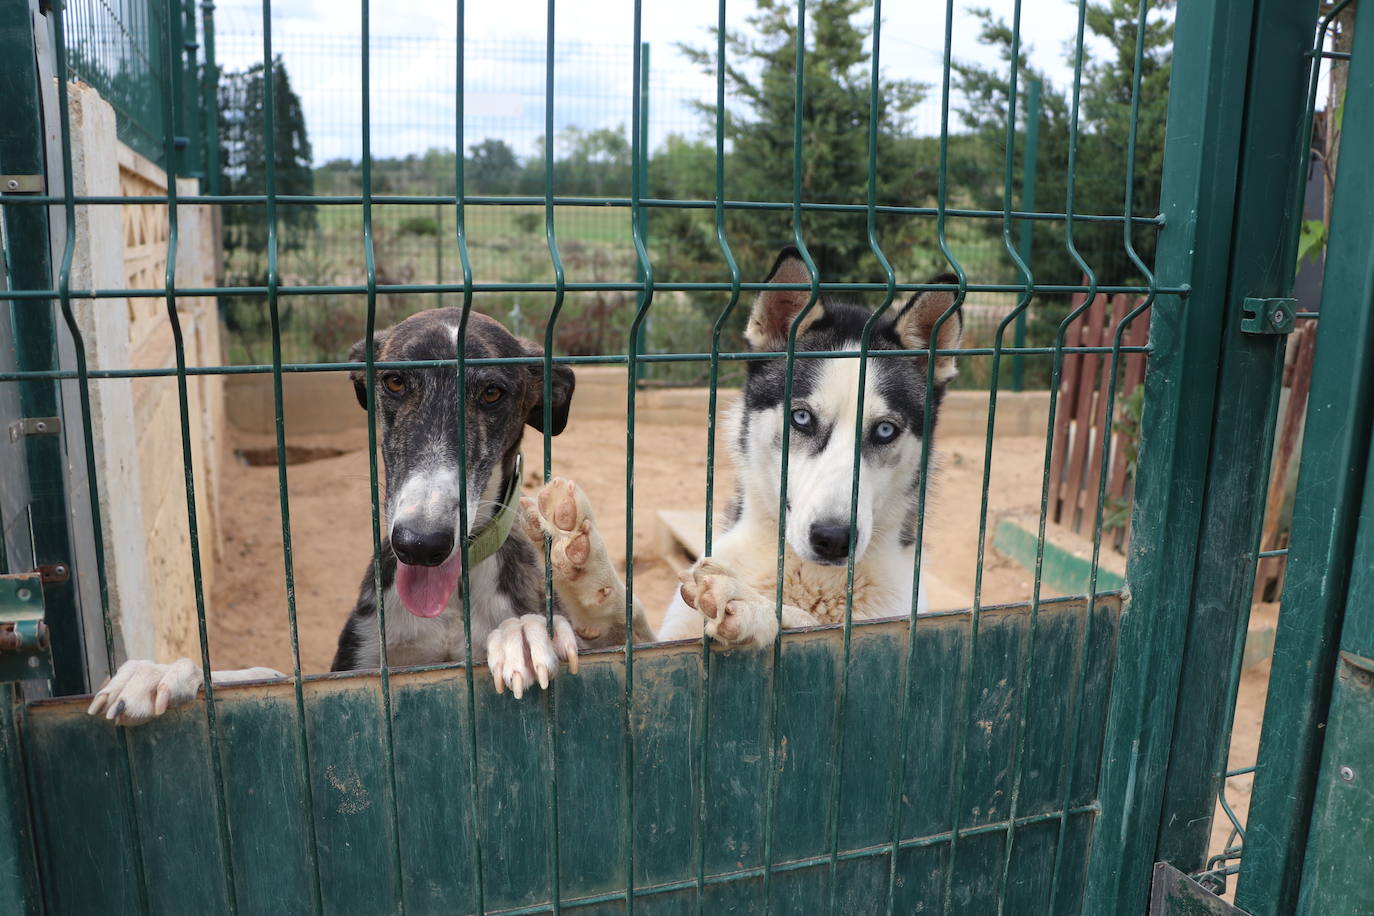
[{"x1": 206, "y1": 381, "x2": 1268, "y2": 878}]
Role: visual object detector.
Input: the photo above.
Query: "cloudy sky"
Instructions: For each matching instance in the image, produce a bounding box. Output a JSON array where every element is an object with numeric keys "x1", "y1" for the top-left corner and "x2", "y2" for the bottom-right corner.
[{"x1": 213, "y1": 0, "x2": 1126, "y2": 164}]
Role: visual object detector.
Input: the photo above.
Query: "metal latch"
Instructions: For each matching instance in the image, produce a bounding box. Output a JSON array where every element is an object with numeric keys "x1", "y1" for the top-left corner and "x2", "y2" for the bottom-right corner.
[
  {"x1": 0, "y1": 174, "x2": 44, "y2": 194},
  {"x1": 8, "y1": 416, "x2": 61, "y2": 441},
  {"x1": 0, "y1": 574, "x2": 53, "y2": 682},
  {"x1": 1241, "y1": 297, "x2": 1296, "y2": 335}
]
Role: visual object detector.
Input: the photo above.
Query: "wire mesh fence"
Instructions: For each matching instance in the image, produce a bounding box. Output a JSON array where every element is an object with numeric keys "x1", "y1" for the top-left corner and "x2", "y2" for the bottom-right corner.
[{"x1": 0, "y1": 0, "x2": 1357, "y2": 912}]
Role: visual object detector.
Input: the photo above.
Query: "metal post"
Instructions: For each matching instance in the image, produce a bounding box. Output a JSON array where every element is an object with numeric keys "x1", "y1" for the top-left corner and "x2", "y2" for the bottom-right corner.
[
  {"x1": 0, "y1": 0, "x2": 91, "y2": 697},
  {"x1": 1010, "y1": 77, "x2": 1039, "y2": 392},
  {"x1": 1082, "y1": 0, "x2": 1291, "y2": 911},
  {"x1": 1238, "y1": 2, "x2": 1374, "y2": 911}
]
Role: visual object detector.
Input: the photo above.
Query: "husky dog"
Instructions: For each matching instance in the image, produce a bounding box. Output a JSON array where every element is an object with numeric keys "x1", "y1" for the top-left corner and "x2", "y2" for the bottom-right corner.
[
  {"x1": 523, "y1": 247, "x2": 962, "y2": 648},
  {"x1": 89, "y1": 310, "x2": 590, "y2": 725}
]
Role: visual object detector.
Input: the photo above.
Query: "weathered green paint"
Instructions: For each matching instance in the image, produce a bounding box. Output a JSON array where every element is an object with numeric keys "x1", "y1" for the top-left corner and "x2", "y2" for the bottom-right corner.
[
  {"x1": 991, "y1": 520, "x2": 1124, "y2": 596},
  {"x1": 1153, "y1": 0, "x2": 1321, "y2": 874},
  {"x1": 1236, "y1": 3, "x2": 1374, "y2": 911},
  {"x1": 0, "y1": 687, "x2": 41, "y2": 915},
  {"x1": 20, "y1": 599, "x2": 1117, "y2": 914},
  {"x1": 1297, "y1": 655, "x2": 1374, "y2": 915},
  {"x1": 1084, "y1": 1, "x2": 1259, "y2": 910}
]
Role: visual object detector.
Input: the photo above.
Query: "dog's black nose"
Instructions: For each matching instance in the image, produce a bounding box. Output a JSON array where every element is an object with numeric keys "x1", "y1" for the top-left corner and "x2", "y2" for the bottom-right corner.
[
  {"x1": 391, "y1": 526, "x2": 455, "y2": 566},
  {"x1": 809, "y1": 523, "x2": 852, "y2": 562}
]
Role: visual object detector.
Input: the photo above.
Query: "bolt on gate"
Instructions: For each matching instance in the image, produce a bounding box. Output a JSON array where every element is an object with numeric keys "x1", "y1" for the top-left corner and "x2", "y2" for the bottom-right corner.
[{"x1": 1, "y1": 0, "x2": 1372, "y2": 913}]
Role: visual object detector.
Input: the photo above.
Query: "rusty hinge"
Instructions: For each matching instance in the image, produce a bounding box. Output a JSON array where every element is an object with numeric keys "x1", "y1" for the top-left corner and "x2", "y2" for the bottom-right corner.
[
  {"x1": 0, "y1": 574, "x2": 53, "y2": 682},
  {"x1": 8, "y1": 416, "x2": 61, "y2": 441},
  {"x1": 36, "y1": 563, "x2": 69, "y2": 584},
  {"x1": 1240, "y1": 297, "x2": 1296, "y2": 335}
]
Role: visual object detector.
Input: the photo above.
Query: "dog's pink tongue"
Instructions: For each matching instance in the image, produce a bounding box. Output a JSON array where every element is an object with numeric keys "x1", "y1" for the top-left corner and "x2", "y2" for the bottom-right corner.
[{"x1": 395, "y1": 553, "x2": 463, "y2": 618}]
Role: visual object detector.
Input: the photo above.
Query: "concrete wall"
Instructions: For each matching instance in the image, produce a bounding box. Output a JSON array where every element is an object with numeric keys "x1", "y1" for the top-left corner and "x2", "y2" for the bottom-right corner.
[{"x1": 66, "y1": 83, "x2": 223, "y2": 663}]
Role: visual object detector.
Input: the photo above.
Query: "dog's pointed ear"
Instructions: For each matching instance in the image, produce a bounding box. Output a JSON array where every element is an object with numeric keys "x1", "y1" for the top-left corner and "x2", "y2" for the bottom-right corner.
[
  {"x1": 894, "y1": 273, "x2": 963, "y2": 385},
  {"x1": 348, "y1": 331, "x2": 391, "y2": 409},
  {"x1": 745, "y1": 247, "x2": 824, "y2": 350},
  {"x1": 522, "y1": 342, "x2": 576, "y2": 435}
]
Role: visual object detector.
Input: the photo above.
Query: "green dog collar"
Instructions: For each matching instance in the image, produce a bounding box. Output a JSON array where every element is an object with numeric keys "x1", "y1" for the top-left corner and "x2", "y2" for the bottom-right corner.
[{"x1": 465, "y1": 453, "x2": 522, "y2": 568}]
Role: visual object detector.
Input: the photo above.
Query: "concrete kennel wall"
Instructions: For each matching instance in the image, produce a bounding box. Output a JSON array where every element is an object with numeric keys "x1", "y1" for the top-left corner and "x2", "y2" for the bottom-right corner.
[{"x1": 65, "y1": 82, "x2": 223, "y2": 664}]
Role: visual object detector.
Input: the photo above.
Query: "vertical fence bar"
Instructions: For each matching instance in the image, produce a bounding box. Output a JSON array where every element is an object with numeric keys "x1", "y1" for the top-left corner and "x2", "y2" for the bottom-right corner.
[
  {"x1": 695, "y1": 1, "x2": 741, "y2": 907},
  {"x1": 452, "y1": 3, "x2": 486, "y2": 911},
  {"x1": 41, "y1": 3, "x2": 151, "y2": 907},
  {"x1": 156, "y1": 0, "x2": 237, "y2": 906},
  {"x1": 1152, "y1": 0, "x2": 1321, "y2": 878},
  {"x1": 357, "y1": 0, "x2": 409, "y2": 905},
  {"x1": 1082, "y1": 1, "x2": 1263, "y2": 910},
  {"x1": 763, "y1": 0, "x2": 820, "y2": 906},
  {"x1": 539, "y1": 0, "x2": 565, "y2": 907},
  {"x1": 623, "y1": 6, "x2": 653, "y2": 909},
  {"x1": 883, "y1": 0, "x2": 966, "y2": 908},
  {"x1": 826, "y1": 2, "x2": 897, "y2": 909},
  {"x1": 1009, "y1": 77, "x2": 1039, "y2": 393},
  {"x1": 258, "y1": 1, "x2": 326, "y2": 908},
  {"x1": 999, "y1": 8, "x2": 1097, "y2": 907},
  {"x1": 1238, "y1": 4, "x2": 1374, "y2": 910},
  {"x1": 941, "y1": 1, "x2": 1034, "y2": 907}
]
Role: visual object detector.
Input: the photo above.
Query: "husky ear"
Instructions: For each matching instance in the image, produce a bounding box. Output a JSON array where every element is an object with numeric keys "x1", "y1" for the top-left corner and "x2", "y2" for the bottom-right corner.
[
  {"x1": 745, "y1": 247, "x2": 823, "y2": 350},
  {"x1": 894, "y1": 274, "x2": 963, "y2": 385},
  {"x1": 348, "y1": 330, "x2": 392, "y2": 409},
  {"x1": 522, "y1": 341, "x2": 576, "y2": 435}
]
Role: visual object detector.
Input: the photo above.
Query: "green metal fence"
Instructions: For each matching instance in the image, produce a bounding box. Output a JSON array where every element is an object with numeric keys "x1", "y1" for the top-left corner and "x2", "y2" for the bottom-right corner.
[{"x1": 1, "y1": 0, "x2": 1371, "y2": 912}]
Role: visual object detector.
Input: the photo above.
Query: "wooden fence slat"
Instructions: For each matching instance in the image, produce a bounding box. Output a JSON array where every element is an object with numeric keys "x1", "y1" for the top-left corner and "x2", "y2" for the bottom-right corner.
[{"x1": 1050, "y1": 290, "x2": 1092, "y2": 524}]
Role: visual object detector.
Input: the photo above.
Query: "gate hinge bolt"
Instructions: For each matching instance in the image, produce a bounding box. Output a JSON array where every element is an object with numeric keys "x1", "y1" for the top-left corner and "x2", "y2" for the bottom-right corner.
[
  {"x1": 1241, "y1": 297, "x2": 1296, "y2": 335},
  {"x1": 1355, "y1": 669, "x2": 1374, "y2": 688},
  {"x1": 1340, "y1": 765, "x2": 1356, "y2": 782},
  {"x1": 9, "y1": 416, "x2": 61, "y2": 441},
  {"x1": 0, "y1": 174, "x2": 44, "y2": 193}
]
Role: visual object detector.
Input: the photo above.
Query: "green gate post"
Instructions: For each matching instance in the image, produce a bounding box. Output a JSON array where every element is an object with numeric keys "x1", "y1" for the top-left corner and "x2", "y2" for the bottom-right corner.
[
  {"x1": 1082, "y1": 0, "x2": 1309, "y2": 910},
  {"x1": 1152, "y1": 0, "x2": 1321, "y2": 877},
  {"x1": 1238, "y1": 3, "x2": 1374, "y2": 911},
  {"x1": 0, "y1": 0, "x2": 92, "y2": 697},
  {"x1": 1009, "y1": 76, "x2": 1038, "y2": 393}
]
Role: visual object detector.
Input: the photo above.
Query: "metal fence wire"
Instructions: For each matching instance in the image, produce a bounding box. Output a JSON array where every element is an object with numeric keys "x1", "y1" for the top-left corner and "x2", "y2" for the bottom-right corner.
[{"x1": 0, "y1": 0, "x2": 1362, "y2": 913}]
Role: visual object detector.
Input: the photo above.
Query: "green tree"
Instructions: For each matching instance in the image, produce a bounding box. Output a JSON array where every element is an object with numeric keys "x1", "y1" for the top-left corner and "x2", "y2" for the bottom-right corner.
[
  {"x1": 218, "y1": 56, "x2": 316, "y2": 358},
  {"x1": 674, "y1": 0, "x2": 936, "y2": 281},
  {"x1": 950, "y1": 1, "x2": 1173, "y2": 291},
  {"x1": 467, "y1": 138, "x2": 520, "y2": 193}
]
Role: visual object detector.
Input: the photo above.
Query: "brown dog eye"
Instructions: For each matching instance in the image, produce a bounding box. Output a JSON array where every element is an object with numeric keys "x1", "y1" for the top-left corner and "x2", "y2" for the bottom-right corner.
[
  {"x1": 480, "y1": 385, "x2": 503, "y2": 405},
  {"x1": 382, "y1": 373, "x2": 406, "y2": 394}
]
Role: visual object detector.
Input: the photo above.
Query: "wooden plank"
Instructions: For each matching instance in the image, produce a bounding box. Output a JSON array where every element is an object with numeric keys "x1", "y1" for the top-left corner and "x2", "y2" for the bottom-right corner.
[
  {"x1": 1049, "y1": 290, "x2": 1092, "y2": 524},
  {"x1": 1254, "y1": 324, "x2": 1316, "y2": 601},
  {"x1": 1064, "y1": 294, "x2": 1108, "y2": 531},
  {"x1": 23, "y1": 597, "x2": 1123, "y2": 914}
]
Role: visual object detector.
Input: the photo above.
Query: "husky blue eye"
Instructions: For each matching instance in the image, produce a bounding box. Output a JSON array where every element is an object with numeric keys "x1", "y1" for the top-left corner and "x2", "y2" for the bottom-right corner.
[
  {"x1": 872, "y1": 421, "x2": 899, "y2": 444},
  {"x1": 791, "y1": 408, "x2": 814, "y2": 430}
]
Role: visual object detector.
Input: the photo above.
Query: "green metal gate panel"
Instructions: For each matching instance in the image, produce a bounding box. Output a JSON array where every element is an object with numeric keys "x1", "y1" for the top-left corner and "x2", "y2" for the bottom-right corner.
[
  {"x1": 1240, "y1": 3, "x2": 1374, "y2": 911},
  {"x1": 22, "y1": 600, "x2": 1117, "y2": 914}
]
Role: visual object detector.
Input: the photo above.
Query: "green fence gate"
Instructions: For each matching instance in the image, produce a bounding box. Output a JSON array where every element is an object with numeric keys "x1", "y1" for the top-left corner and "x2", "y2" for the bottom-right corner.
[{"x1": 2, "y1": 0, "x2": 1372, "y2": 912}]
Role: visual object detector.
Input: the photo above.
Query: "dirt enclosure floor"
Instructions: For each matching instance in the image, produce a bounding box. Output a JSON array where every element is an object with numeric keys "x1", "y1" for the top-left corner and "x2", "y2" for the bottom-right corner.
[{"x1": 207, "y1": 369, "x2": 1266, "y2": 878}]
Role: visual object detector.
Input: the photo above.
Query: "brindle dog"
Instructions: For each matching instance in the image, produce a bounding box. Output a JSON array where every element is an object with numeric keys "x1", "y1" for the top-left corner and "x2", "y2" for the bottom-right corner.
[{"x1": 89, "y1": 309, "x2": 595, "y2": 725}]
